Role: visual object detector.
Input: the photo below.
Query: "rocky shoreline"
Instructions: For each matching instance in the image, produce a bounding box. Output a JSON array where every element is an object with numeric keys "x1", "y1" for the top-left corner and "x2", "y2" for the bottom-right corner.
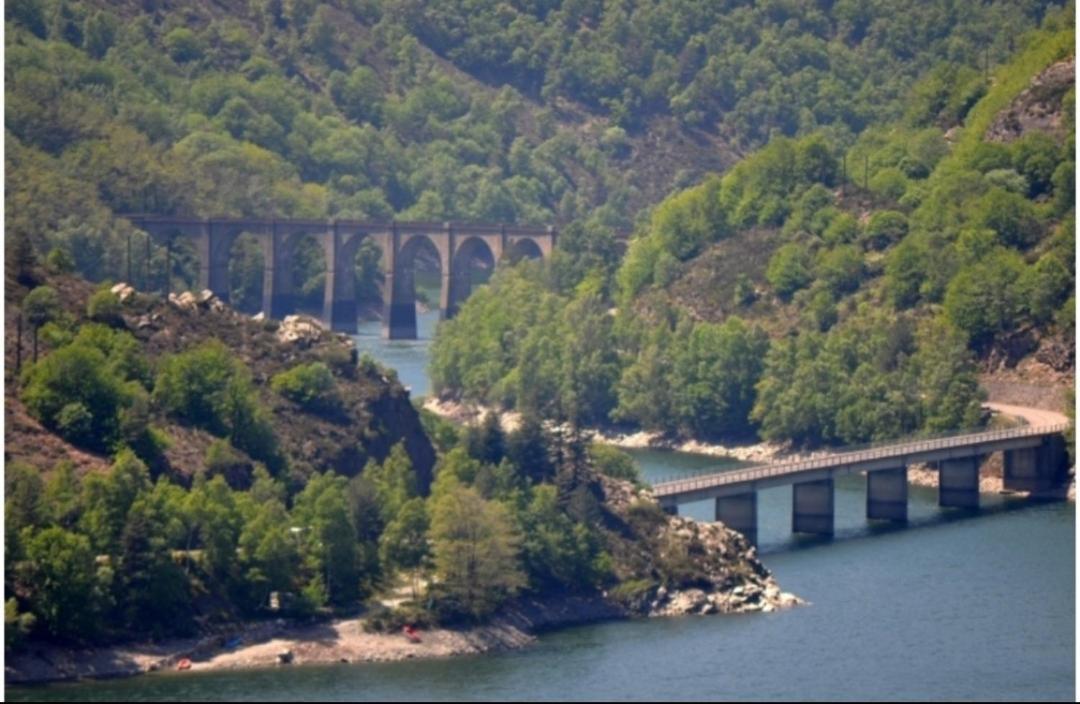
[
  {"x1": 423, "y1": 398, "x2": 1075, "y2": 500},
  {"x1": 422, "y1": 397, "x2": 823, "y2": 464},
  {"x1": 7, "y1": 572, "x2": 801, "y2": 687}
]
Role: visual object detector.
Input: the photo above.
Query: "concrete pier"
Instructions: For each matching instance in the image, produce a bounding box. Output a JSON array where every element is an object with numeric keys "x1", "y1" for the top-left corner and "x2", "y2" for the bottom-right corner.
[
  {"x1": 792, "y1": 479, "x2": 834, "y2": 536},
  {"x1": 867, "y1": 467, "x2": 908, "y2": 522},
  {"x1": 1003, "y1": 436, "x2": 1069, "y2": 493},
  {"x1": 939, "y1": 456, "x2": 980, "y2": 508},
  {"x1": 715, "y1": 493, "x2": 757, "y2": 545}
]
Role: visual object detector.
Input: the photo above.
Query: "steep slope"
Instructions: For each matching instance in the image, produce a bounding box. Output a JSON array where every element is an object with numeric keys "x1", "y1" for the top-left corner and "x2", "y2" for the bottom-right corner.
[
  {"x1": 427, "y1": 19, "x2": 1074, "y2": 447},
  {"x1": 5, "y1": 0, "x2": 1066, "y2": 303},
  {"x1": 5, "y1": 271, "x2": 436, "y2": 489}
]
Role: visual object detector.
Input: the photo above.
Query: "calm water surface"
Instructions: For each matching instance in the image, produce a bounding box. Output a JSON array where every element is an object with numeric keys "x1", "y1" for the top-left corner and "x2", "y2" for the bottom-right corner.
[{"x1": 11, "y1": 315, "x2": 1073, "y2": 701}]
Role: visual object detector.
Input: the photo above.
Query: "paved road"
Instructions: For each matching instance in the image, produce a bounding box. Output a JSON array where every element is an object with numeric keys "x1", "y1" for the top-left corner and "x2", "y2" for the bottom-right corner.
[{"x1": 653, "y1": 410, "x2": 1070, "y2": 500}]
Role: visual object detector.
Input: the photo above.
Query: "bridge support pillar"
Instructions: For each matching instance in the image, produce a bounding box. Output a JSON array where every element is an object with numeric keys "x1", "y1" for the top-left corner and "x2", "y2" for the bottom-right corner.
[
  {"x1": 715, "y1": 493, "x2": 757, "y2": 545},
  {"x1": 441, "y1": 269, "x2": 457, "y2": 320},
  {"x1": 939, "y1": 457, "x2": 980, "y2": 508},
  {"x1": 385, "y1": 266, "x2": 417, "y2": 339},
  {"x1": 262, "y1": 225, "x2": 295, "y2": 320},
  {"x1": 322, "y1": 225, "x2": 358, "y2": 334},
  {"x1": 1004, "y1": 436, "x2": 1068, "y2": 493},
  {"x1": 197, "y1": 221, "x2": 231, "y2": 302},
  {"x1": 792, "y1": 478, "x2": 834, "y2": 536},
  {"x1": 867, "y1": 467, "x2": 908, "y2": 522},
  {"x1": 381, "y1": 229, "x2": 419, "y2": 340}
]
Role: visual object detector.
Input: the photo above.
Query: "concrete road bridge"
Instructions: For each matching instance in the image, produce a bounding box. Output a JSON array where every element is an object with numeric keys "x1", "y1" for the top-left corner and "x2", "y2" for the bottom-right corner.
[
  {"x1": 653, "y1": 422, "x2": 1072, "y2": 545},
  {"x1": 122, "y1": 215, "x2": 562, "y2": 339}
]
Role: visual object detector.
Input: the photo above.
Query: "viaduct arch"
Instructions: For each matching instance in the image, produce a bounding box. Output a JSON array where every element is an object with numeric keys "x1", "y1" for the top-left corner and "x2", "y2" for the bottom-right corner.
[{"x1": 122, "y1": 216, "x2": 557, "y2": 339}]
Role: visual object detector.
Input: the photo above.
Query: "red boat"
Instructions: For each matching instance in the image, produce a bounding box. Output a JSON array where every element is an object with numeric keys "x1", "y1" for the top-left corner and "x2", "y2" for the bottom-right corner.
[{"x1": 402, "y1": 625, "x2": 422, "y2": 643}]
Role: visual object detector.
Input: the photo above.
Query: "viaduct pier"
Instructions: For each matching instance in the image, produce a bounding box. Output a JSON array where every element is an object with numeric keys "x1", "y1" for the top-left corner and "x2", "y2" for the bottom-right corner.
[
  {"x1": 122, "y1": 215, "x2": 557, "y2": 339},
  {"x1": 653, "y1": 423, "x2": 1071, "y2": 545}
]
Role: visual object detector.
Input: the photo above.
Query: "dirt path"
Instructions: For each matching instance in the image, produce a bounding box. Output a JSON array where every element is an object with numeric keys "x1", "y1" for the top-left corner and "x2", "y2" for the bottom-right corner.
[{"x1": 983, "y1": 402, "x2": 1069, "y2": 428}]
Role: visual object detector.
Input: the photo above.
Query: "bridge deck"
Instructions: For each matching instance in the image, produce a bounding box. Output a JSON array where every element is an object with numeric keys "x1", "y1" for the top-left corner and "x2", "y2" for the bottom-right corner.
[{"x1": 653, "y1": 423, "x2": 1070, "y2": 503}]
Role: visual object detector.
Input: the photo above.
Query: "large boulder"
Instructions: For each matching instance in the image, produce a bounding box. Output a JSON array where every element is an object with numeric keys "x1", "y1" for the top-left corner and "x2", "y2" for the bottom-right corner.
[
  {"x1": 168, "y1": 291, "x2": 199, "y2": 311},
  {"x1": 110, "y1": 282, "x2": 136, "y2": 302},
  {"x1": 276, "y1": 315, "x2": 325, "y2": 347}
]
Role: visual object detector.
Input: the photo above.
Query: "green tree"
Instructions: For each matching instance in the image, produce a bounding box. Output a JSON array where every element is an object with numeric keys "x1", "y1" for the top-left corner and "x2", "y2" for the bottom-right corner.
[
  {"x1": 588, "y1": 444, "x2": 641, "y2": 485},
  {"x1": 766, "y1": 244, "x2": 812, "y2": 299},
  {"x1": 670, "y1": 318, "x2": 769, "y2": 438},
  {"x1": 17, "y1": 527, "x2": 104, "y2": 641},
  {"x1": 429, "y1": 486, "x2": 524, "y2": 619},
  {"x1": 292, "y1": 473, "x2": 364, "y2": 606},
  {"x1": 22, "y1": 285, "x2": 61, "y2": 362},
  {"x1": 366, "y1": 443, "x2": 418, "y2": 523},
  {"x1": 976, "y1": 188, "x2": 1041, "y2": 249},
  {"x1": 271, "y1": 362, "x2": 342, "y2": 416},
  {"x1": 21, "y1": 341, "x2": 127, "y2": 451},
  {"x1": 117, "y1": 495, "x2": 194, "y2": 637},
  {"x1": 238, "y1": 500, "x2": 299, "y2": 612},
  {"x1": 943, "y1": 250, "x2": 1025, "y2": 347},
  {"x1": 164, "y1": 28, "x2": 202, "y2": 63},
  {"x1": 862, "y1": 211, "x2": 908, "y2": 250},
  {"x1": 518, "y1": 484, "x2": 608, "y2": 592},
  {"x1": 378, "y1": 497, "x2": 429, "y2": 598}
]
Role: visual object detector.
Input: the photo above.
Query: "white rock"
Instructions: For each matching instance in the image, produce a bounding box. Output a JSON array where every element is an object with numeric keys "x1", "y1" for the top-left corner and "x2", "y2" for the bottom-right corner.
[
  {"x1": 169, "y1": 291, "x2": 198, "y2": 310},
  {"x1": 110, "y1": 282, "x2": 136, "y2": 301},
  {"x1": 276, "y1": 314, "x2": 325, "y2": 346}
]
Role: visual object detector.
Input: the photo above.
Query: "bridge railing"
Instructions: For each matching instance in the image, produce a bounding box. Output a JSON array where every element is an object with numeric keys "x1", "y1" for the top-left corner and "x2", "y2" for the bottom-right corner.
[{"x1": 651, "y1": 423, "x2": 1071, "y2": 496}]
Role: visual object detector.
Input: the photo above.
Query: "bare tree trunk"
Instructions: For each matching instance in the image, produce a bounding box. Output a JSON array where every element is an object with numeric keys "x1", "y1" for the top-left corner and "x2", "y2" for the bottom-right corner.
[{"x1": 15, "y1": 313, "x2": 22, "y2": 374}]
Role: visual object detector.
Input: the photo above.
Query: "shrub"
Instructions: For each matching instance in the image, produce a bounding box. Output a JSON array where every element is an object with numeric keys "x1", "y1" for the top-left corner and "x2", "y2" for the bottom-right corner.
[
  {"x1": 362, "y1": 601, "x2": 436, "y2": 633},
  {"x1": 205, "y1": 439, "x2": 255, "y2": 489},
  {"x1": 271, "y1": 362, "x2": 342, "y2": 416},
  {"x1": 862, "y1": 211, "x2": 908, "y2": 250},
  {"x1": 45, "y1": 248, "x2": 75, "y2": 273},
  {"x1": 154, "y1": 341, "x2": 279, "y2": 466},
  {"x1": 86, "y1": 290, "x2": 123, "y2": 326},
  {"x1": 589, "y1": 444, "x2": 641, "y2": 485},
  {"x1": 607, "y1": 578, "x2": 656, "y2": 612},
  {"x1": 154, "y1": 340, "x2": 245, "y2": 434},
  {"x1": 766, "y1": 244, "x2": 812, "y2": 299},
  {"x1": 869, "y1": 167, "x2": 909, "y2": 201},
  {"x1": 164, "y1": 27, "x2": 202, "y2": 63},
  {"x1": 977, "y1": 188, "x2": 1041, "y2": 248},
  {"x1": 56, "y1": 402, "x2": 94, "y2": 446},
  {"x1": 21, "y1": 343, "x2": 127, "y2": 452}
]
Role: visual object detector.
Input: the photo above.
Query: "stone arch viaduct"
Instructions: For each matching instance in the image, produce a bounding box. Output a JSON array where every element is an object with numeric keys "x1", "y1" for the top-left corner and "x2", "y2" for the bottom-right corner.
[{"x1": 122, "y1": 216, "x2": 557, "y2": 339}]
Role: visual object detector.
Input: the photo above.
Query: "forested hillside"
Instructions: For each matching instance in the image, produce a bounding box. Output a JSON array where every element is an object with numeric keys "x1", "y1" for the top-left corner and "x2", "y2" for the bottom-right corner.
[
  {"x1": 431, "y1": 8, "x2": 1075, "y2": 447},
  {"x1": 6, "y1": 0, "x2": 1065, "y2": 304}
]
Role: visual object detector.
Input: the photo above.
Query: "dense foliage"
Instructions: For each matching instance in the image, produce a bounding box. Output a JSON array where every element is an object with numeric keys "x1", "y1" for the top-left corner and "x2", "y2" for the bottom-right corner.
[
  {"x1": 433, "y1": 13, "x2": 1073, "y2": 448},
  {"x1": 7, "y1": 281, "x2": 634, "y2": 644},
  {"x1": 6, "y1": 0, "x2": 1066, "y2": 310},
  {"x1": 7, "y1": 399, "x2": 632, "y2": 644}
]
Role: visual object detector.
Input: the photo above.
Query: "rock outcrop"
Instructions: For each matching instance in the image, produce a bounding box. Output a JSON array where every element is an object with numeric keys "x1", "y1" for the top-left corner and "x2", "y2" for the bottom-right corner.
[
  {"x1": 986, "y1": 56, "x2": 1074, "y2": 144},
  {"x1": 598, "y1": 475, "x2": 803, "y2": 617}
]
